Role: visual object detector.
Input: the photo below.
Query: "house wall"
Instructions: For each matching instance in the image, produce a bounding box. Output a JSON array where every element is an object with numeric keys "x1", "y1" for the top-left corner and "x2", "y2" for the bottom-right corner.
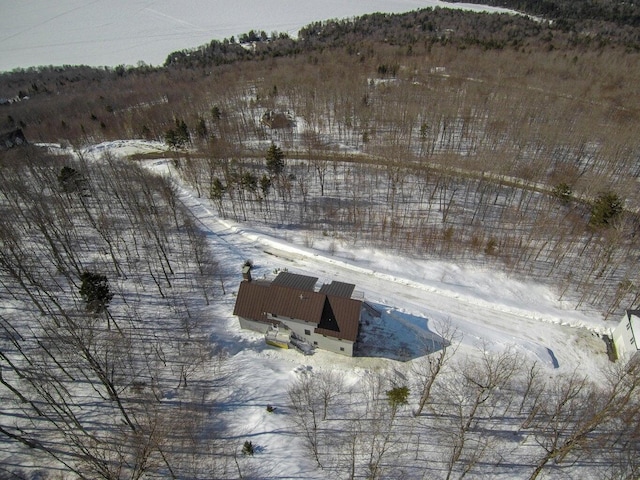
[
  {"x1": 267, "y1": 314, "x2": 354, "y2": 356},
  {"x1": 238, "y1": 317, "x2": 272, "y2": 334},
  {"x1": 612, "y1": 313, "x2": 639, "y2": 361},
  {"x1": 312, "y1": 333, "x2": 354, "y2": 356}
]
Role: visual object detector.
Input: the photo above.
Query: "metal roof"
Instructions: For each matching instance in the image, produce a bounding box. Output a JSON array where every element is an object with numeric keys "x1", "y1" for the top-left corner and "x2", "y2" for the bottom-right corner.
[
  {"x1": 271, "y1": 272, "x2": 318, "y2": 291},
  {"x1": 233, "y1": 274, "x2": 362, "y2": 343},
  {"x1": 233, "y1": 281, "x2": 269, "y2": 322},
  {"x1": 315, "y1": 295, "x2": 362, "y2": 342},
  {"x1": 319, "y1": 281, "x2": 355, "y2": 298}
]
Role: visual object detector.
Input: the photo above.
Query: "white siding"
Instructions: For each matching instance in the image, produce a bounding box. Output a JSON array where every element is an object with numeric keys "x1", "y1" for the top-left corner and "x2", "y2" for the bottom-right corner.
[
  {"x1": 267, "y1": 314, "x2": 354, "y2": 356},
  {"x1": 612, "y1": 312, "x2": 640, "y2": 361},
  {"x1": 239, "y1": 317, "x2": 272, "y2": 334}
]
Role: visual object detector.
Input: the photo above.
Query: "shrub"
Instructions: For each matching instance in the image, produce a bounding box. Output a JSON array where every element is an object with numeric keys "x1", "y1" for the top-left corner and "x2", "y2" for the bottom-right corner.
[
  {"x1": 552, "y1": 182, "x2": 572, "y2": 203},
  {"x1": 242, "y1": 440, "x2": 255, "y2": 456},
  {"x1": 590, "y1": 191, "x2": 623, "y2": 228}
]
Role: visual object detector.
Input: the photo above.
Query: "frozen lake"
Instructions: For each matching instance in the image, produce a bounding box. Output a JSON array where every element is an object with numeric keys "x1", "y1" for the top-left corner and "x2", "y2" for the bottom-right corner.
[{"x1": 0, "y1": 0, "x2": 513, "y2": 72}]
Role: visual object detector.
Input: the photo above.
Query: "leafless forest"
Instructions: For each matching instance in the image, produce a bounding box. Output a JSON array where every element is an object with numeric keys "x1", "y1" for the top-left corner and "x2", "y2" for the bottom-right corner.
[
  {"x1": 1, "y1": 4, "x2": 640, "y2": 478},
  {"x1": 4, "y1": 8, "x2": 640, "y2": 316},
  {"x1": 0, "y1": 149, "x2": 229, "y2": 478}
]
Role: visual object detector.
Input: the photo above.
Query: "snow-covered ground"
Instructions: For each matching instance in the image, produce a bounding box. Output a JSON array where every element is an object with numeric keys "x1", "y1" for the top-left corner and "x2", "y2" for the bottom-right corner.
[
  {"x1": 145, "y1": 152, "x2": 612, "y2": 479},
  {"x1": 78, "y1": 139, "x2": 611, "y2": 376},
  {"x1": 0, "y1": 0, "x2": 517, "y2": 72},
  {"x1": 18, "y1": 139, "x2": 618, "y2": 478}
]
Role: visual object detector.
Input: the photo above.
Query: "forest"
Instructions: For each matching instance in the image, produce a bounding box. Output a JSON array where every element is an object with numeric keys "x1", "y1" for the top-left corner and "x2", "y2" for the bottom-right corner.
[
  {"x1": 1, "y1": 2, "x2": 640, "y2": 478},
  {"x1": 2, "y1": 4, "x2": 640, "y2": 314}
]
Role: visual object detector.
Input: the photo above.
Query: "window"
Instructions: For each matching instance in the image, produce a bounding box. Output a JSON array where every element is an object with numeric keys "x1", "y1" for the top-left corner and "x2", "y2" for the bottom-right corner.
[
  {"x1": 304, "y1": 329, "x2": 311, "y2": 336},
  {"x1": 340, "y1": 347, "x2": 345, "y2": 352}
]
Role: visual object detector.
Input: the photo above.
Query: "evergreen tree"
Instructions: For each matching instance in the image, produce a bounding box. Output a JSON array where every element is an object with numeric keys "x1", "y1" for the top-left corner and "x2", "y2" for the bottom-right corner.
[
  {"x1": 79, "y1": 271, "x2": 114, "y2": 314},
  {"x1": 211, "y1": 105, "x2": 222, "y2": 120},
  {"x1": 195, "y1": 117, "x2": 207, "y2": 138},
  {"x1": 242, "y1": 440, "x2": 255, "y2": 455},
  {"x1": 386, "y1": 385, "x2": 410, "y2": 410},
  {"x1": 176, "y1": 118, "x2": 190, "y2": 143},
  {"x1": 265, "y1": 143, "x2": 285, "y2": 176},
  {"x1": 164, "y1": 118, "x2": 190, "y2": 149},
  {"x1": 260, "y1": 174, "x2": 272, "y2": 197},
  {"x1": 590, "y1": 191, "x2": 623, "y2": 228},
  {"x1": 58, "y1": 166, "x2": 87, "y2": 194}
]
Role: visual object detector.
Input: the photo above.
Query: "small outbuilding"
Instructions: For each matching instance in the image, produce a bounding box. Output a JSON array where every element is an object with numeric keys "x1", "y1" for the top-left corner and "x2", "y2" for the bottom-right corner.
[
  {"x1": 261, "y1": 110, "x2": 294, "y2": 129},
  {"x1": 612, "y1": 309, "x2": 640, "y2": 367},
  {"x1": 0, "y1": 128, "x2": 27, "y2": 150}
]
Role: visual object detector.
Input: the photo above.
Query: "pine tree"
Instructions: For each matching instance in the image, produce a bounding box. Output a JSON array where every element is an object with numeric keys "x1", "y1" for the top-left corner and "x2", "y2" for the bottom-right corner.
[
  {"x1": 58, "y1": 166, "x2": 86, "y2": 194},
  {"x1": 590, "y1": 192, "x2": 623, "y2": 228},
  {"x1": 386, "y1": 385, "x2": 410, "y2": 410},
  {"x1": 265, "y1": 143, "x2": 285, "y2": 176},
  {"x1": 79, "y1": 271, "x2": 114, "y2": 314}
]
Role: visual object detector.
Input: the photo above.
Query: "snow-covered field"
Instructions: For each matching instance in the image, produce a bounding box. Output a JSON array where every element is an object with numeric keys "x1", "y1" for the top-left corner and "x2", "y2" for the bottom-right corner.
[{"x1": 0, "y1": 0, "x2": 516, "y2": 72}]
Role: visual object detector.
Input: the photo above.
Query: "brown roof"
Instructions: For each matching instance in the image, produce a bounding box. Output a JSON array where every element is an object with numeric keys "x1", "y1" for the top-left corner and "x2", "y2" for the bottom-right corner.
[
  {"x1": 233, "y1": 281, "x2": 270, "y2": 322},
  {"x1": 272, "y1": 272, "x2": 318, "y2": 291},
  {"x1": 315, "y1": 295, "x2": 362, "y2": 342},
  {"x1": 233, "y1": 274, "x2": 362, "y2": 343},
  {"x1": 319, "y1": 281, "x2": 355, "y2": 298},
  {"x1": 268, "y1": 285, "x2": 326, "y2": 323}
]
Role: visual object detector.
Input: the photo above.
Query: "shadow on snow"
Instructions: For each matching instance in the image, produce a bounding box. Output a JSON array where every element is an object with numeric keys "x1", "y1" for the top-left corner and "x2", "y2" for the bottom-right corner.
[{"x1": 356, "y1": 302, "x2": 448, "y2": 362}]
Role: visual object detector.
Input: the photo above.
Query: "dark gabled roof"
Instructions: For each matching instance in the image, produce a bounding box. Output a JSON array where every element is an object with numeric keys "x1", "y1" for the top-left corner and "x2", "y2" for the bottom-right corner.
[
  {"x1": 267, "y1": 285, "x2": 325, "y2": 323},
  {"x1": 272, "y1": 272, "x2": 318, "y2": 291},
  {"x1": 315, "y1": 295, "x2": 362, "y2": 342},
  {"x1": 233, "y1": 280, "x2": 270, "y2": 322},
  {"x1": 319, "y1": 281, "x2": 355, "y2": 298},
  {"x1": 234, "y1": 273, "x2": 362, "y2": 343}
]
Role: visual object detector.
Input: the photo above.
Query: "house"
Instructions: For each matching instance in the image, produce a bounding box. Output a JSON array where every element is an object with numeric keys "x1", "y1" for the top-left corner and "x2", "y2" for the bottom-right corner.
[
  {"x1": 233, "y1": 271, "x2": 363, "y2": 356},
  {"x1": 261, "y1": 110, "x2": 294, "y2": 129},
  {"x1": 612, "y1": 310, "x2": 640, "y2": 366},
  {"x1": 0, "y1": 128, "x2": 27, "y2": 150}
]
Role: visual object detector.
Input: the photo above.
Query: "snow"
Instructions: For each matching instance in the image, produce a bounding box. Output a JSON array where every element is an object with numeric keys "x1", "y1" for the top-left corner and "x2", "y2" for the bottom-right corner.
[
  {"x1": 0, "y1": 0, "x2": 517, "y2": 72},
  {"x1": 6, "y1": 139, "x2": 617, "y2": 478},
  {"x1": 141, "y1": 145, "x2": 609, "y2": 475},
  {"x1": 78, "y1": 136, "x2": 610, "y2": 372}
]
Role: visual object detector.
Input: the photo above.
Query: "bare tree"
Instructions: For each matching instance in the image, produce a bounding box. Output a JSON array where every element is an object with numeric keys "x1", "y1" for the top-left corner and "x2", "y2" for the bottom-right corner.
[
  {"x1": 288, "y1": 371, "x2": 323, "y2": 467},
  {"x1": 412, "y1": 318, "x2": 460, "y2": 416},
  {"x1": 524, "y1": 364, "x2": 640, "y2": 480},
  {"x1": 434, "y1": 345, "x2": 522, "y2": 479}
]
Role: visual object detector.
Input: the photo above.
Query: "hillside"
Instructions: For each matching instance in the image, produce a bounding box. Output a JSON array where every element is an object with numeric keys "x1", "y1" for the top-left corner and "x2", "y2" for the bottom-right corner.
[
  {"x1": 0, "y1": 139, "x2": 635, "y2": 479},
  {"x1": 1, "y1": 3, "x2": 639, "y2": 478},
  {"x1": 2, "y1": 5, "x2": 640, "y2": 313}
]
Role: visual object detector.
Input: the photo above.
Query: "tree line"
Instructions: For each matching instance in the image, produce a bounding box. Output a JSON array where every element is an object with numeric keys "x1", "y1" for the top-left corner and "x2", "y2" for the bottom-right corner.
[{"x1": 446, "y1": 0, "x2": 640, "y2": 28}]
